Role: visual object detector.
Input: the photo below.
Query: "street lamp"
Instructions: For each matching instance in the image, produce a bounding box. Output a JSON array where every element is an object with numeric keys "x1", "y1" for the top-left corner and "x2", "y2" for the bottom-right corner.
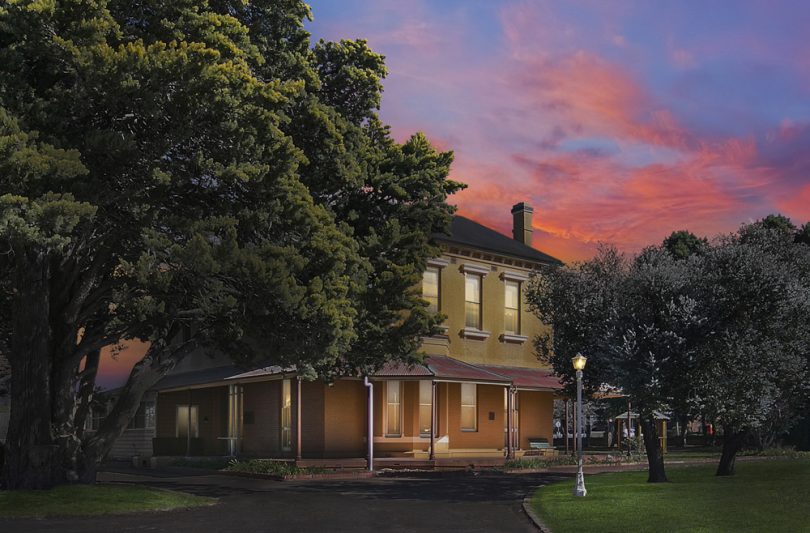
[{"x1": 572, "y1": 353, "x2": 587, "y2": 497}]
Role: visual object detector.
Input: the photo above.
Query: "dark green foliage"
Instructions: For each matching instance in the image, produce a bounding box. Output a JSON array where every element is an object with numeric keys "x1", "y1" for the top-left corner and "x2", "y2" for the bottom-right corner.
[
  {"x1": 0, "y1": 0, "x2": 460, "y2": 488},
  {"x1": 528, "y1": 214, "x2": 810, "y2": 480},
  {"x1": 662, "y1": 230, "x2": 708, "y2": 259}
]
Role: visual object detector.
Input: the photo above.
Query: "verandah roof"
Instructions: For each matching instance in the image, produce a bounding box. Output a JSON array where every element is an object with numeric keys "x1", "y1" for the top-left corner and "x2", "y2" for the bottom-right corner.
[
  {"x1": 152, "y1": 356, "x2": 563, "y2": 392},
  {"x1": 375, "y1": 356, "x2": 563, "y2": 390}
]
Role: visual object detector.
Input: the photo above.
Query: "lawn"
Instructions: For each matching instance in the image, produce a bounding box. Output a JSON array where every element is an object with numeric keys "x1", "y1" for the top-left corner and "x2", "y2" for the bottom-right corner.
[
  {"x1": 0, "y1": 483, "x2": 215, "y2": 518},
  {"x1": 532, "y1": 458, "x2": 810, "y2": 533}
]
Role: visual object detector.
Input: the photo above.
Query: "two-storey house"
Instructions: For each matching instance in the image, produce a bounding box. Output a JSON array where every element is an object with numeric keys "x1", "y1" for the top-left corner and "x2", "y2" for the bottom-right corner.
[{"x1": 148, "y1": 203, "x2": 563, "y2": 465}]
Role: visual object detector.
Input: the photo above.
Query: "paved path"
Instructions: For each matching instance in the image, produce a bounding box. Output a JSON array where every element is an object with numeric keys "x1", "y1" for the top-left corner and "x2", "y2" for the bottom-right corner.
[{"x1": 1, "y1": 469, "x2": 569, "y2": 533}]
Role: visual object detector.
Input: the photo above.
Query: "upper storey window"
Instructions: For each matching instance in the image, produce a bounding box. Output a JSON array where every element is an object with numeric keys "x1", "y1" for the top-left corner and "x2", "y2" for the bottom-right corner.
[
  {"x1": 422, "y1": 267, "x2": 440, "y2": 314},
  {"x1": 465, "y1": 273, "x2": 482, "y2": 329},
  {"x1": 504, "y1": 280, "x2": 520, "y2": 335}
]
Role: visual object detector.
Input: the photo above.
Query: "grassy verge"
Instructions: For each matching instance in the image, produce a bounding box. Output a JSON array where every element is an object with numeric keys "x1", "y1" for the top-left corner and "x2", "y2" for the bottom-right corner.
[
  {"x1": 532, "y1": 458, "x2": 810, "y2": 533},
  {"x1": 0, "y1": 483, "x2": 215, "y2": 518}
]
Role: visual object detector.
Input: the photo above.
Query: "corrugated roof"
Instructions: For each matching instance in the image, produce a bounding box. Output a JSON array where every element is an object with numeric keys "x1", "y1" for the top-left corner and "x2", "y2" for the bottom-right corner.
[
  {"x1": 225, "y1": 365, "x2": 294, "y2": 380},
  {"x1": 375, "y1": 357, "x2": 511, "y2": 383},
  {"x1": 427, "y1": 356, "x2": 511, "y2": 383},
  {"x1": 477, "y1": 365, "x2": 563, "y2": 390},
  {"x1": 152, "y1": 365, "x2": 242, "y2": 391},
  {"x1": 434, "y1": 216, "x2": 562, "y2": 265},
  {"x1": 375, "y1": 361, "x2": 433, "y2": 377}
]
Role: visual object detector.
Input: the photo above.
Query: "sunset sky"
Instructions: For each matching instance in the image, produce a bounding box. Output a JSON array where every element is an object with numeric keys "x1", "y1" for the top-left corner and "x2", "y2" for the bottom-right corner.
[
  {"x1": 307, "y1": 0, "x2": 810, "y2": 261},
  {"x1": 98, "y1": 1, "x2": 810, "y2": 388}
]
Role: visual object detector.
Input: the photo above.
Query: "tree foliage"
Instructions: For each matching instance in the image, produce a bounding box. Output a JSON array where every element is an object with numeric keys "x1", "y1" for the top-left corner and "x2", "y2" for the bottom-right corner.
[
  {"x1": 0, "y1": 0, "x2": 461, "y2": 489},
  {"x1": 528, "y1": 215, "x2": 810, "y2": 480}
]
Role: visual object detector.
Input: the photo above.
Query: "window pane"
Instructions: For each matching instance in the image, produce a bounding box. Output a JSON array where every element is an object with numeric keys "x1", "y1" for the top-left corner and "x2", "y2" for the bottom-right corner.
[
  {"x1": 419, "y1": 405, "x2": 431, "y2": 435},
  {"x1": 505, "y1": 282, "x2": 519, "y2": 308},
  {"x1": 189, "y1": 406, "x2": 199, "y2": 438},
  {"x1": 386, "y1": 381, "x2": 401, "y2": 435},
  {"x1": 461, "y1": 406, "x2": 476, "y2": 431},
  {"x1": 176, "y1": 405, "x2": 199, "y2": 438},
  {"x1": 176, "y1": 406, "x2": 188, "y2": 437},
  {"x1": 387, "y1": 380, "x2": 401, "y2": 403},
  {"x1": 504, "y1": 281, "x2": 520, "y2": 334},
  {"x1": 465, "y1": 274, "x2": 480, "y2": 304},
  {"x1": 419, "y1": 381, "x2": 432, "y2": 435},
  {"x1": 461, "y1": 383, "x2": 476, "y2": 405},
  {"x1": 465, "y1": 301, "x2": 480, "y2": 328},
  {"x1": 504, "y1": 308, "x2": 518, "y2": 334},
  {"x1": 281, "y1": 379, "x2": 292, "y2": 450},
  {"x1": 422, "y1": 268, "x2": 440, "y2": 314},
  {"x1": 461, "y1": 383, "x2": 477, "y2": 431}
]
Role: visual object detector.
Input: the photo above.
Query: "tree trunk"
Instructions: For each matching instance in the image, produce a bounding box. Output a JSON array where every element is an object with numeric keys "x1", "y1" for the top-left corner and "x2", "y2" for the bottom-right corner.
[
  {"x1": 717, "y1": 427, "x2": 745, "y2": 476},
  {"x1": 79, "y1": 344, "x2": 189, "y2": 481},
  {"x1": 679, "y1": 414, "x2": 689, "y2": 448},
  {"x1": 639, "y1": 415, "x2": 668, "y2": 483},
  {"x1": 1, "y1": 251, "x2": 57, "y2": 490}
]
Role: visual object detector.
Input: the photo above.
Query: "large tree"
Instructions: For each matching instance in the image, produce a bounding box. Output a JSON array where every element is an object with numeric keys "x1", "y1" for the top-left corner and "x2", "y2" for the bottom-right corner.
[
  {"x1": 690, "y1": 218, "x2": 810, "y2": 476},
  {"x1": 528, "y1": 246, "x2": 701, "y2": 482},
  {"x1": 0, "y1": 0, "x2": 460, "y2": 489}
]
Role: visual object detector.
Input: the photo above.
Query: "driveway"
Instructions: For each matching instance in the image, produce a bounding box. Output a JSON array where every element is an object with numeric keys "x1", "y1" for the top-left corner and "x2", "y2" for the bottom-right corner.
[{"x1": 0, "y1": 468, "x2": 567, "y2": 532}]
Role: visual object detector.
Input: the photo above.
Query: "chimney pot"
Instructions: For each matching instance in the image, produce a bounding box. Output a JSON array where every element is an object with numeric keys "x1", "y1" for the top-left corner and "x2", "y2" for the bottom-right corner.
[{"x1": 511, "y1": 202, "x2": 534, "y2": 246}]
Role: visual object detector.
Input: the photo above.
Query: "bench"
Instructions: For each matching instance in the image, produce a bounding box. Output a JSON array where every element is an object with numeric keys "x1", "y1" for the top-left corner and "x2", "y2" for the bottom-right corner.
[{"x1": 528, "y1": 438, "x2": 553, "y2": 450}]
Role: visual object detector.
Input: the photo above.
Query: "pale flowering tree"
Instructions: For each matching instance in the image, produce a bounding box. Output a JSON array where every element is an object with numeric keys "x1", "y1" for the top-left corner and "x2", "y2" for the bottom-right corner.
[{"x1": 689, "y1": 219, "x2": 810, "y2": 476}]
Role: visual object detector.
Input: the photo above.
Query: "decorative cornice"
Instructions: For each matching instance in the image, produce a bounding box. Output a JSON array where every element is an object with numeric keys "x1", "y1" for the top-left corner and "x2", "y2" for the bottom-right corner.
[
  {"x1": 500, "y1": 333, "x2": 528, "y2": 344},
  {"x1": 427, "y1": 257, "x2": 451, "y2": 268},
  {"x1": 460, "y1": 327, "x2": 491, "y2": 340},
  {"x1": 459, "y1": 263, "x2": 490, "y2": 276},
  {"x1": 500, "y1": 271, "x2": 529, "y2": 282}
]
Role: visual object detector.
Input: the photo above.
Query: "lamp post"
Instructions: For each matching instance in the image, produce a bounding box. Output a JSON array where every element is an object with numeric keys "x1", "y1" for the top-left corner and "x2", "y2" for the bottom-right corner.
[{"x1": 572, "y1": 353, "x2": 587, "y2": 497}]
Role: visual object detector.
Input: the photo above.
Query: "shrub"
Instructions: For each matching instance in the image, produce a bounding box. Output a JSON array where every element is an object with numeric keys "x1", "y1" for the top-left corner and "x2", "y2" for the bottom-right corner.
[{"x1": 225, "y1": 459, "x2": 325, "y2": 476}]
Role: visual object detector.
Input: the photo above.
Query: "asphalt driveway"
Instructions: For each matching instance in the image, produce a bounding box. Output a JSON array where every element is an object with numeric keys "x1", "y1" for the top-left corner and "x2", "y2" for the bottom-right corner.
[{"x1": 0, "y1": 468, "x2": 567, "y2": 532}]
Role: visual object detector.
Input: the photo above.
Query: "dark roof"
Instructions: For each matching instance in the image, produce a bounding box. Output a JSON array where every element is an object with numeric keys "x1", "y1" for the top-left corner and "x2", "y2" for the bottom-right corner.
[
  {"x1": 434, "y1": 216, "x2": 562, "y2": 265},
  {"x1": 426, "y1": 357, "x2": 511, "y2": 383},
  {"x1": 375, "y1": 361, "x2": 433, "y2": 377},
  {"x1": 477, "y1": 365, "x2": 563, "y2": 391},
  {"x1": 225, "y1": 365, "x2": 295, "y2": 380},
  {"x1": 152, "y1": 365, "x2": 242, "y2": 391},
  {"x1": 375, "y1": 356, "x2": 510, "y2": 384}
]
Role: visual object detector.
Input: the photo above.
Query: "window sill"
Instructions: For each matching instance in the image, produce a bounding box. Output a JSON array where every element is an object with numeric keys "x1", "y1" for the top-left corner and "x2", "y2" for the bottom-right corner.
[
  {"x1": 500, "y1": 333, "x2": 528, "y2": 344},
  {"x1": 461, "y1": 428, "x2": 478, "y2": 433},
  {"x1": 461, "y1": 327, "x2": 491, "y2": 340}
]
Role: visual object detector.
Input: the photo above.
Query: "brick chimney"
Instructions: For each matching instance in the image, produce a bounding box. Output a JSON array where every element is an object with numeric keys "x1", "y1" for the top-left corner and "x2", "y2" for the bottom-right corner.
[{"x1": 511, "y1": 202, "x2": 533, "y2": 246}]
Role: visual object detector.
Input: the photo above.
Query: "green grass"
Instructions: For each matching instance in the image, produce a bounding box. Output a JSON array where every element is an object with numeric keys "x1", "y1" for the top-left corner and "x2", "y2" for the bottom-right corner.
[
  {"x1": 0, "y1": 484, "x2": 215, "y2": 518},
  {"x1": 533, "y1": 458, "x2": 810, "y2": 533}
]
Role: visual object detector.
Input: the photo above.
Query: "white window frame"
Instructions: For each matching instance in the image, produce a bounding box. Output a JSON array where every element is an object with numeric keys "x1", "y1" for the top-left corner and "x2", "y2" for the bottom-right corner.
[
  {"x1": 504, "y1": 280, "x2": 521, "y2": 335},
  {"x1": 464, "y1": 273, "x2": 483, "y2": 330}
]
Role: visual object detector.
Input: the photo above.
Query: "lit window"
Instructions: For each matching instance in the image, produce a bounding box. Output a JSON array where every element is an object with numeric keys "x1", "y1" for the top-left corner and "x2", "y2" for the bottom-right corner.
[
  {"x1": 504, "y1": 280, "x2": 520, "y2": 334},
  {"x1": 419, "y1": 381, "x2": 432, "y2": 436},
  {"x1": 386, "y1": 381, "x2": 402, "y2": 436},
  {"x1": 461, "y1": 383, "x2": 477, "y2": 431},
  {"x1": 422, "y1": 267, "x2": 440, "y2": 314},
  {"x1": 465, "y1": 273, "x2": 482, "y2": 329},
  {"x1": 281, "y1": 379, "x2": 292, "y2": 451},
  {"x1": 176, "y1": 405, "x2": 199, "y2": 438}
]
